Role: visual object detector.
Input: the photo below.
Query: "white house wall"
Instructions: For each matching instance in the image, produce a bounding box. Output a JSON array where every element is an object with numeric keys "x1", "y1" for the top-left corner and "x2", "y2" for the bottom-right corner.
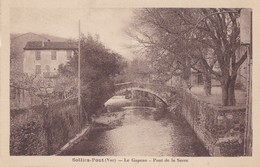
[{"x1": 23, "y1": 50, "x2": 71, "y2": 75}]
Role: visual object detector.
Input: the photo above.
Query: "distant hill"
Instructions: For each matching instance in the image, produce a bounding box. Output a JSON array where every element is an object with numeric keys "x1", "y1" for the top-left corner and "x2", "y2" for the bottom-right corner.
[{"x1": 11, "y1": 32, "x2": 69, "y2": 42}]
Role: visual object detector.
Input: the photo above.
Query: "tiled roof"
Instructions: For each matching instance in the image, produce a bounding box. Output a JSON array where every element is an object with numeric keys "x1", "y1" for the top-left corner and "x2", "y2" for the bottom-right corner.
[{"x1": 24, "y1": 41, "x2": 78, "y2": 50}]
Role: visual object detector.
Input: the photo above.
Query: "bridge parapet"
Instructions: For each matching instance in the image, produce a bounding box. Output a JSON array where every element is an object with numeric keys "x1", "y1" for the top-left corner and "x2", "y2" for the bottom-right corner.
[{"x1": 114, "y1": 82, "x2": 177, "y2": 105}]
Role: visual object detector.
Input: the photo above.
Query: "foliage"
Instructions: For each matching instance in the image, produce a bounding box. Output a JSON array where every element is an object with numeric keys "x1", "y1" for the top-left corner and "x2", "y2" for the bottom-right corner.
[
  {"x1": 58, "y1": 34, "x2": 125, "y2": 115},
  {"x1": 127, "y1": 8, "x2": 247, "y2": 106},
  {"x1": 124, "y1": 57, "x2": 152, "y2": 83},
  {"x1": 10, "y1": 73, "x2": 43, "y2": 103}
]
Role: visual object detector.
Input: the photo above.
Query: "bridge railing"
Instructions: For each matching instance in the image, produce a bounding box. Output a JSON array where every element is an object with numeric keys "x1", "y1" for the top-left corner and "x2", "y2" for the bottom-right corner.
[{"x1": 115, "y1": 82, "x2": 176, "y2": 91}]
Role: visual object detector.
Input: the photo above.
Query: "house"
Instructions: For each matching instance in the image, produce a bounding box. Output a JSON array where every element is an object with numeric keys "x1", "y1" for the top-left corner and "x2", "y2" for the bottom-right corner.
[
  {"x1": 23, "y1": 41, "x2": 77, "y2": 77},
  {"x1": 11, "y1": 32, "x2": 67, "y2": 75}
]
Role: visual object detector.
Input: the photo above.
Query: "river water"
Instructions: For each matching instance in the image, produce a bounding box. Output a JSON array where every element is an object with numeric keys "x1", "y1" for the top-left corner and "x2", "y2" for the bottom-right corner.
[{"x1": 62, "y1": 106, "x2": 209, "y2": 156}]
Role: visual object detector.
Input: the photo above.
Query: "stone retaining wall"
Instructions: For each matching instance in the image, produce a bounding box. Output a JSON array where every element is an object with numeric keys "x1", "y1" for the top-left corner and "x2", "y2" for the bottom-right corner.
[
  {"x1": 179, "y1": 90, "x2": 246, "y2": 156},
  {"x1": 10, "y1": 98, "x2": 86, "y2": 155}
]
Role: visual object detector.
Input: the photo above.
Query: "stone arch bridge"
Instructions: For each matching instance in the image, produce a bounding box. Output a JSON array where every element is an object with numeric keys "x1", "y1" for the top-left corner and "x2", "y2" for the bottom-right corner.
[{"x1": 114, "y1": 82, "x2": 177, "y2": 106}]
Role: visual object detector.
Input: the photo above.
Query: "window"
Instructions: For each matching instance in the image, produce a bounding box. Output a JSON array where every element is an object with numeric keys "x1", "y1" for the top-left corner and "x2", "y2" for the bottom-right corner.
[
  {"x1": 35, "y1": 65, "x2": 41, "y2": 74},
  {"x1": 51, "y1": 51, "x2": 57, "y2": 60},
  {"x1": 66, "y1": 50, "x2": 72, "y2": 60},
  {"x1": 45, "y1": 65, "x2": 50, "y2": 72},
  {"x1": 35, "y1": 51, "x2": 41, "y2": 60}
]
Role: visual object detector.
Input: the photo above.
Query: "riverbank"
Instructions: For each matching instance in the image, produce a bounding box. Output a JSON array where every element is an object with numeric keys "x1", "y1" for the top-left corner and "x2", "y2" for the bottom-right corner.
[{"x1": 55, "y1": 125, "x2": 92, "y2": 155}]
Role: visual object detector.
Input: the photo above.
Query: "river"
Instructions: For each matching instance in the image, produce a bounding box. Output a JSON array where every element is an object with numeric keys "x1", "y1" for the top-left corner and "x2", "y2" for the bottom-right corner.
[{"x1": 62, "y1": 105, "x2": 209, "y2": 156}]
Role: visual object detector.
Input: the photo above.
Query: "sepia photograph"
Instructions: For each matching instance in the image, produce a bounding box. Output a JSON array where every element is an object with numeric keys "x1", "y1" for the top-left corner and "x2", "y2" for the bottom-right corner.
[
  {"x1": 10, "y1": 3, "x2": 252, "y2": 157},
  {"x1": 8, "y1": 4, "x2": 253, "y2": 157},
  {"x1": 1, "y1": 0, "x2": 259, "y2": 166}
]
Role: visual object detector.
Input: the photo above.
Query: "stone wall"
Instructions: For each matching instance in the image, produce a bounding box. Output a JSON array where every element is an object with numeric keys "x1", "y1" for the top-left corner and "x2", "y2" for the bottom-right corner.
[
  {"x1": 10, "y1": 98, "x2": 86, "y2": 155},
  {"x1": 45, "y1": 98, "x2": 86, "y2": 154},
  {"x1": 178, "y1": 90, "x2": 246, "y2": 156}
]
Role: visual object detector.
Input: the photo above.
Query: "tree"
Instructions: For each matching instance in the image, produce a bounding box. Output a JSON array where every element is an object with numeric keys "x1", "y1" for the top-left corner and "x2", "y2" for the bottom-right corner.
[
  {"x1": 58, "y1": 34, "x2": 124, "y2": 115},
  {"x1": 127, "y1": 8, "x2": 246, "y2": 106},
  {"x1": 53, "y1": 70, "x2": 77, "y2": 99},
  {"x1": 10, "y1": 73, "x2": 53, "y2": 105},
  {"x1": 126, "y1": 9, "x2": 213, "y2": 91}
]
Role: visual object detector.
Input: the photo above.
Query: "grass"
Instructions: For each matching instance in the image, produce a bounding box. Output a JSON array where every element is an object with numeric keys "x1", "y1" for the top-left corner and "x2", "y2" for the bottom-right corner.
[{"x1": 190, "y1": 86, "x2": 247, "y2": 106}]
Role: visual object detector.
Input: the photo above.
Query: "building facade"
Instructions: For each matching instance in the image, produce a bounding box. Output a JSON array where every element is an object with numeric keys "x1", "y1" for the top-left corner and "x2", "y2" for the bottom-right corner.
[{"x1": 23, "y1": 41, "x2": 77, "y2": 77}]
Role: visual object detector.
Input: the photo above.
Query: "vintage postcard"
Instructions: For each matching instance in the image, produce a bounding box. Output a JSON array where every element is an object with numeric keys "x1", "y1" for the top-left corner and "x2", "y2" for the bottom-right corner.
[{"x1": 0, "y1": 0, "x2": 259, "y2": 167}]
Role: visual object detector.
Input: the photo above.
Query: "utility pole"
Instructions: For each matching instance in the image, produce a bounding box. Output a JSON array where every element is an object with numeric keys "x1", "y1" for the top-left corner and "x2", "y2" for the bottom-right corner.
[
  {"x1": 78, "y1": 20, "x2": 81, "y2": 106},
  {"x1": 78, "y1": 20, "x2": 81, "y2": 129}
]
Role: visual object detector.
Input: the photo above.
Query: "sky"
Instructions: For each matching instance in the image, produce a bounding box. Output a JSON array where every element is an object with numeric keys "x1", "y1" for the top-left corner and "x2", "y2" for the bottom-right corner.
[{"x1": 10, "y1": 2, "x2": 136, "y2": 59}]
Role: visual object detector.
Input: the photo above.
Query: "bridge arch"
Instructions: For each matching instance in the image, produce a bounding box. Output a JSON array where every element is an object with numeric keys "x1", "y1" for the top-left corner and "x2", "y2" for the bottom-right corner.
[
  {"x1": 115, "y1": 87, "x2": 168, "y2": 105},
  {"x1": 114, "y1": 82, "x2": 177, "y2": 106}
]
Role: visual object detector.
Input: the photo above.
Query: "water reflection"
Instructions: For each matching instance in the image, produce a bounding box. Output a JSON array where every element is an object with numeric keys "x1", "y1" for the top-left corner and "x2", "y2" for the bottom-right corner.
[{"x1": 62, "y1": 107, "x2": 209, "y2": 156}]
